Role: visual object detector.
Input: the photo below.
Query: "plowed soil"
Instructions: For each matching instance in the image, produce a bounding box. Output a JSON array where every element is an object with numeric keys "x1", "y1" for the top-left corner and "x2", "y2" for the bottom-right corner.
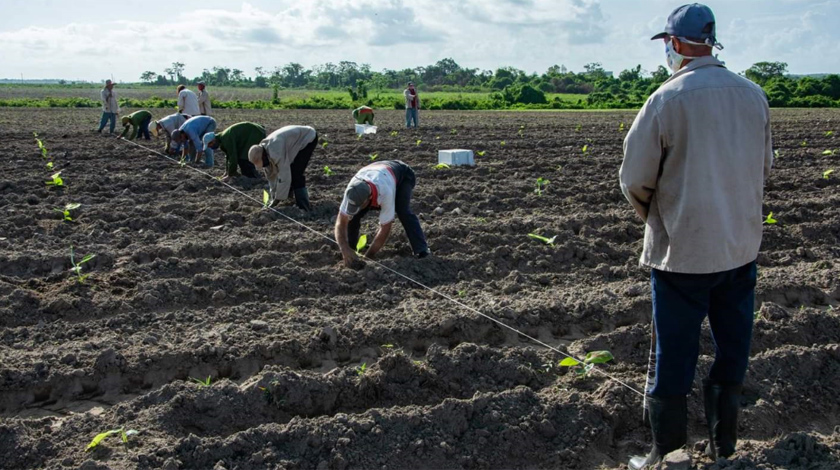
[{"x1": 1, "y1": 108, "x2": 839, "y2": 470}]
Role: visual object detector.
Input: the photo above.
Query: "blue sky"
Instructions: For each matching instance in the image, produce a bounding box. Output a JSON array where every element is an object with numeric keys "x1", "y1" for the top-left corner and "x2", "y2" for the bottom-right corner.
[{"x1": 0, "y1": 0, "x2": 837, "y2": 82}]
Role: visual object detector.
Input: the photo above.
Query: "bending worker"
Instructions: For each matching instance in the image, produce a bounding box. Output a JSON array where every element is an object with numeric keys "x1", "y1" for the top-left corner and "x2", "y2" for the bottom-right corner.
[
  {"x1": 204, "y1": 122, "x2": 264, "y2": 181},
  {"x1": 248, "y1": 125, "x2": 317, "y2": 211},
  {"x1": 154, "y1": 112, "x2": 189, "y2": 155},
  {"x1": 335, "y1": 160, "x2": 430, "y2": 269},
  {"x1": 620, "y1": 4, "x2": 773, "y2": 469},
  {"x1": 172, "y1": 115, "x2": 217, "y2": 166},
  {"x1": 118, "y1": 110, "x2": 152, "y2": 140},
  {"x1": 352, "y1": 105, "x2": 374, "y2": 125},
  {"x1": 177, "y1": 85, "x2": 201, "y2": 116}
]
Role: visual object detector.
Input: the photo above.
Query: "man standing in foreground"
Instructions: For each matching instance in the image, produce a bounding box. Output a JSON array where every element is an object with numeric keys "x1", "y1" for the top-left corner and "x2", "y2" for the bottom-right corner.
[
  {"x1": 177, "y1": 85, "x2": 201, "y2": 116},
  {"x1": 97, "y1": 80, "x2": 119, "y2": 134},
  {"x1": 620, "y1": 4, "x2": 773, "y2": 468},
  {"x1": 335, "y1": 160, "x2": 430, "y2": 269},
  {"x1": 198, "y1": 82, "x2": 212, "y2": 116},
  {"x1": 248, "y1": 125, "x2": 318, "y2": 211},
  {"x1": 403, "y1": 82, "x2": 420, "y2": 128}
]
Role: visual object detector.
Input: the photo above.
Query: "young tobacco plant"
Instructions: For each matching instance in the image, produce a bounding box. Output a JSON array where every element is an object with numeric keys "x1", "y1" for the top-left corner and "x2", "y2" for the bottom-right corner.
[
  {"x1": 355, "y1": 362, "x2": 367, "y2": 376},
  {"x1": 46, "y1": 171, "x2": 64, "y2": 187},
  {"x1": 69, "y1": 246, "x2": 96, "y2": 283},
  {"x1": 369, "y1": 153, "x2": 379, "y2": 161},
  {"x1": 54, "y1": 202, "x2": 81, "y2": 222},
  {"x1": 821, "y1": 149, "x2": 836, "y2": 156},
  {"x1": 528, "y1": 233, "x2": 557, "y2": 246},
  {"x1": 323, "y1": 166, "x2": 334, "y2": 177},
  {"x1": 191, "y1": 375, "x2": 212, "y2": 387},
  {"x1": 356, "y1": 234, "x2": 368, "y2": 254},
  {"x1": 390, "y1": 130, "x2": 399, "y2": 137},
  {"x1": 824, "y1": 169, "x2": 835, "y2": 180},
  {"x1": 763, "y1": 212, "x2": 778, "y2": 225},
  {"x1": 433, "y1": 163, "x2": 451, "y2": 170},
  {"x1": 85, "y1": 428, "x2": 139, "y2": 452},
  {"x1": 534, "y1": 177, "x2": 550, "y2": 196},
  {"x1": 559, "y1": 350, "x2": 614, "y2": 378},
  {"x1": 477, "y1": 150, "x2": 486, "y2": 157},
  {"x1": 262, "y1": 190, "x2": 270, "y2": 209}
]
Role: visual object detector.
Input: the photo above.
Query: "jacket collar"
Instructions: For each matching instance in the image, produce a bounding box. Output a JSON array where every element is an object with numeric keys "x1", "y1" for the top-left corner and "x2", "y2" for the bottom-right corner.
[{"x1": 665, "y1": 55, "x2": 726, "y2": 84}]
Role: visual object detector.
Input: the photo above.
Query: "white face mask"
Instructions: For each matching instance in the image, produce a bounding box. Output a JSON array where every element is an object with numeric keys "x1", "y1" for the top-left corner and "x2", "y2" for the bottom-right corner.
[{"x1": 665, "y1": 37, "x2": 723, "y2": 74}]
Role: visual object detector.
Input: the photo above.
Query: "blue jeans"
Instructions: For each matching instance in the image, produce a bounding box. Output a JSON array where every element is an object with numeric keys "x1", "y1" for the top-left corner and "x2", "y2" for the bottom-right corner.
[
  {"x1": 347, "y1": 161, "x2": 428, "y2": 256},
  {"x1": 649, "y1": 262, "x2": 756, "y2": 397},
  {"x1": 137, "y1": 116, "x2": 151, "y2": 140},
  {"x1": 98, "y1": 112, "x2": 117, "y2": 133},
  {"x1": 405, "y1": 108, "x2": 419, "y2": 128}
]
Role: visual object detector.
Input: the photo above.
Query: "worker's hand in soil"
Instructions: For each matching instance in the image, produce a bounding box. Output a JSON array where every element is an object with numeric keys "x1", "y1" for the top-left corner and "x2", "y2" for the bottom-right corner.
[{"x1": 342, "y1": 254, "x2": 365, "y2": 270}]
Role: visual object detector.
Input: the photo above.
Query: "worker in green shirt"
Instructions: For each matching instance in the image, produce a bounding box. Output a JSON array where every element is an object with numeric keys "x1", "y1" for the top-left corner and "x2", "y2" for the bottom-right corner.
[
  {"x1": 204, "y1": 122, "x2": 265, "y2": 182},
  {"x1": 352, "y1": 106, "x2": 375, "y2": 125},
  {"x1": 118, "y1": 110, "x2": 153, "y2": 140}
]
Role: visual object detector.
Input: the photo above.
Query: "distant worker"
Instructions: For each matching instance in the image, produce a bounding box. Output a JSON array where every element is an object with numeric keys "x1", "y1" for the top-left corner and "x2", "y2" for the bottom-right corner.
[
  {"x1": 248, "y1": 125, "x2": 317, "y2": 211},
  {"x1": 171, "y1": 115, "x2": 217, "y2": 166},
  {"x1": 153, "y1": 112, "x2": 189, "y2": 155},
  {"x1": 97, "y1": 79, "x2": 119, "y2": 134},
  {"x1": 335, "y1": 160, "x2": 430, "y2": 269},
  {"x1": 204, "y1": 122, "x2": 264, "y2": 182},
  {"x1": 620, "y1": 4, "x2": 773, "y2": 469},
  {"x1": 198, "y1": 81, "x2": 212, "y2": 116},
  {"x1": 403, "y1": 82, "x2": 420, "y2": 128},
  {"x1": 118, "y1": 110, "x2": 152, "y2": 140},
  {"x1": 177, "y1": 85, "x2": 201, "y2": 116},
  {"x1": 353, "y1": 105, "x2": 375, "y2": 125}
]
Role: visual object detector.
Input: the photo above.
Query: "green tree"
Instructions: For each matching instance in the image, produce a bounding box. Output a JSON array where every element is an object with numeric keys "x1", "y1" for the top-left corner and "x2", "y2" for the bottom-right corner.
[{"x1": 745, "y1": 62, "x2": 788, "y2": 86}]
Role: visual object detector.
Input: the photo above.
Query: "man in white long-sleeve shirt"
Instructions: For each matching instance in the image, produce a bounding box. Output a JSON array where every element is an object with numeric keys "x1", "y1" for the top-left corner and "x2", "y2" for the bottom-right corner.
[
  {"x1": 153, "y1": 112, "x2": 189, "y2": 155},
  {"x1": 248, "y1": 125, "x2": 318, "y2": 211},
  {"x1": 620, "y1": 4, "x2": 773, "y2": 469},
  {"x1": 97, "y1": 80, "x2": 120, "y2": 134},
  {"x1": 198, "y1": 82, "x2": 212, "y2": 116},
  {"x1": 176, "y1": 85, "x2": 201, "y2": 116}
]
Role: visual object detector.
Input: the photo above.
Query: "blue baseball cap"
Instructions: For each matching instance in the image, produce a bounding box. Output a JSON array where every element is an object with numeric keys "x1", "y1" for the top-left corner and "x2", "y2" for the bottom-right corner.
[{"x1": 652, "y1": 3, "x2": 717, "y2": 42}]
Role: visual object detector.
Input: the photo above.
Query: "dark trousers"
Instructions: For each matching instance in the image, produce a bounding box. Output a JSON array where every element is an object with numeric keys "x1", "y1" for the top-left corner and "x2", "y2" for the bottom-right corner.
[
  {"x1": 138, "y1": 116, "x2": 152, "y2": 140},
  {"x1": 287, "y1": 133, "x2": 317, "y2": 196},
  {"x1": 347, "y1": 161, "x2": 428, "y2": 256},
  {"x1": 238, "y1": 159, "x2": 260, "y2": 178},
  {"x1": 649, "y1": 262, "x2": 756, "y2": 397}
]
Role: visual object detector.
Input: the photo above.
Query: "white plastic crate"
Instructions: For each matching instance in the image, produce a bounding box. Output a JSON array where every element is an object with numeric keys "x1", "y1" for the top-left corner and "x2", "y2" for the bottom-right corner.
[
  {"x1": 355, "y1": 124, "x2": 377, "y2": 135},
  {"x1": 438, "y1": 149, "x2": 475, "y2": 166}
]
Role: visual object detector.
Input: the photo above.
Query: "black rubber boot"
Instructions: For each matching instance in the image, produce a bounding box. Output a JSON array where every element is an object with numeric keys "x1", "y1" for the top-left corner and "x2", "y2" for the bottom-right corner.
[
  {"x1": 703, "y1": 379, "x2": 741, "y2": 459},
  {"x1": 293, "y1": 187, "x2": 312, "y2": 211},
  {"x1": 629, "y1": 395, "x2": 688, "y2": 470}
]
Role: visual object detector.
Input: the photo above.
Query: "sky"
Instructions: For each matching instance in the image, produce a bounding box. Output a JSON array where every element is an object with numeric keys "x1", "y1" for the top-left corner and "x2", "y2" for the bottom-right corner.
[{"x1": 0, "y1": 0, "x2": 837, "y2": 82}]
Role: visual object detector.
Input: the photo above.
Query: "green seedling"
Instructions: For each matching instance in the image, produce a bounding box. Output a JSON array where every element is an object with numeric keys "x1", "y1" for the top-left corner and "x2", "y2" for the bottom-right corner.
[
  {"x1": 559, "y1": 350, "x2": 614, "y2": 378},
  {"x1": 191, "y1": 375, "x2": 212, "y2": 387},
  {"x1": 433, "y1": 163, "x2": 451, "y2": 170},
  {"x1": 619, "y1": 122, "x2": 626, "y2": 132},
  {"x1": 518, "y1": 125, "x2": 525, "y2": 137},
  {"x1": 69, "y1": 246, "x2": 95, "y2": 283},
  {"x1": 323, "y1": 165, "x2": 334, "y2": 177},
  {"x1": 356, "y1": 133, "x2": 363, "y2": 141},
  {"x1": 322, "y1": 141, "x2": 329, "y2": 148},
  {"x1": 415, "y1": 139, "x2": 422, "y2": 146},
  {"x1": 824, "y1": 169, "x2": 835, "y2": 179},
  {"x1": 85, "y1": 428, "x2": 138, "y2": 452},
  {"x1": 179, "y1": 155, "x2": 187, "y2": 167},
  {"x1": 477, "y1": 151, "x2": 486, "y2": 157},
  {"x1": 774, "y1": 149, "x2": 780, "y2": 159},
  {"x1": 285, "y1": 307, "x2": 297, "y2": 315},
  {"x1": 825, "y1": 131, "x2": 834, "y2": 137},
  {"x1": 355, "y1": 362, "x2": 367, "y2": 376},
  {"x1": 475, "y1": 217, "x2": 487, "y2": 223},
  {"x1": 356, "y1": 234, "x2": 368, "y2": 254},
  {"x1": 450, "y1": 128, "x2": 457, "y2": 135},
  {"x1": 581, "y1": 144, "x2": 590, "y2": 155},
  {"x1": 763, "y1": 212, "x2": 777, "y2": 225},
  {"x1": 390, "y1": 130, "x2": 399, "y2": 137},
  {"x1": 575, "y1": 124, "x2": 582, "y2": 132},
  {"x1": 54, "y1": 202, "x2": 81, "y2": 222},
  {"x1": 821, "y1": 150, "x2": 836, "y2": 156},
  {"x1": 500, "y1": 141, "x2": 506, "y2": 146},
  {"x1": 263, "y1": 189, "x2": 270, "y2": 208},
  {"x1": 46, "y1": 161, "x2": 54, "y2": 170},
  {"x1": 457, "y1": 289, "x2": 467, "y2": 298},
  {"x1": 534, "y1": 177, "x2": 550, "y2": 196},
  {"x1": 369, "y1": 153, "x2": 379, "y2": 161},
  {"x1": 528, "y1": 233, "x2": 557, "y2": 246},
  {"x1": 754, "y1": 310, "x2": 763, "y2": 321},
  {"x1": 435, "y1": 136, "x2": 440, "y2": 140},
  {"x1": 45, "y1": 171, "x2": 64, "y2": 187},
  {"x1": 381, "y1": 344, "x2": 394, "y2": 349},
  {"x1": 800, "y1": 140, "x2": 808, "y2": 147}
]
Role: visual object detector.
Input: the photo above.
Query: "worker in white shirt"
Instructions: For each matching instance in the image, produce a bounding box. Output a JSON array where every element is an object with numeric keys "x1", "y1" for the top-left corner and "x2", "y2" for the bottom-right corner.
[
  {"x1": 248, "y1": 125, "x2": 318, "y2": 211},
  {"x1": 198, "y1": 82, "x2": 212, "y2": 116},
  {"x1": 176, "y1": 85, "x2": 201, "y2": 116},
  {"x1": 153, "y1": 112, "x2": 189, "y2": 155},
  {"x1": 97, "y1": 80, "x2": 120, "y2": 134}
]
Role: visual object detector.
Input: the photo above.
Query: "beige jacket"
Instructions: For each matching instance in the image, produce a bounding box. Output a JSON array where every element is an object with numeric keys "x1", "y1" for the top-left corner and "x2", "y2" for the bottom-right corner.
[
  {"x1": 261, "y1": 126, "x2": 317, "y2": 202},
  {"x1": 100, "y1": 87, "x2": 119, "y2": 113},
  {"x1": 198, "y1": 89, "x2": 212, "y2": 115},
  {"x1": 620, "y1": 56, "x2": 773, "y2": 274}
]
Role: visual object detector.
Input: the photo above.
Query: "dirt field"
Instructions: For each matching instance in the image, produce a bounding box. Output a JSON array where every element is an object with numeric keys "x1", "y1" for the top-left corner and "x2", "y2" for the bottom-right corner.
[{"x1": 0, "y1": 108, "x2": 838, "y2": 469}]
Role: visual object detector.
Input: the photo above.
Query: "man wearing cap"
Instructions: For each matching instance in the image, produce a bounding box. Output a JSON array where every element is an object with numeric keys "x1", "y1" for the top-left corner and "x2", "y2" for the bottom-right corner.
[
  {"x1": 204, "y1": 122, "x2": 264, "y2": 181},
  {"x1": 620, "y1": 4, "x2": 773, "y2": 468},
  {"x1": 352, "y1": 105, "x2": 375, "y2": 125},
  {"x1": 198, "y1": 82, "x2": 212, "y2": 116},
  {"x1": 154, "y1": 112, "x2": 189, "y2": 155},
  {"x1": 335, "y1": 160, "x2": 430, "y2": 268},
  {"x1": 403, "y1": 82, "x2": 420, "y2": 128},
  {"x1": 118, "y1": 109, "x2": 153, "y2": 140},
  {"x1": 177, "y1": 85, "x2": 201, "y2": 116},
  {"x1": 248, "y1": 125, "x2": 317, "y2": 211},
  {"x1": 97, "y1": 80, "x2": 119, "y2": 134},
  {"x1": 172, "y1": 115, "x2": 217, "y2": 166}
]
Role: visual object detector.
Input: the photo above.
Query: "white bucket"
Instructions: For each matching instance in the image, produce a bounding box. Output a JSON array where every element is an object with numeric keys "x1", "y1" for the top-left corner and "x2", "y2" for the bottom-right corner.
[
  {"x1": 355, "y1": 124, "x2": 377, "y2": 135},
  {"x1": 438, "y1": 149, "x2": 475, "y2": 166}
]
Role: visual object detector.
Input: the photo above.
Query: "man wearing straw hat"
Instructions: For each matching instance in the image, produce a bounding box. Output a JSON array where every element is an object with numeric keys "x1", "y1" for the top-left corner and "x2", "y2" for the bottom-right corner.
[{"x1": 620, "y1": 4, "x2": 773, "y2": 468}]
